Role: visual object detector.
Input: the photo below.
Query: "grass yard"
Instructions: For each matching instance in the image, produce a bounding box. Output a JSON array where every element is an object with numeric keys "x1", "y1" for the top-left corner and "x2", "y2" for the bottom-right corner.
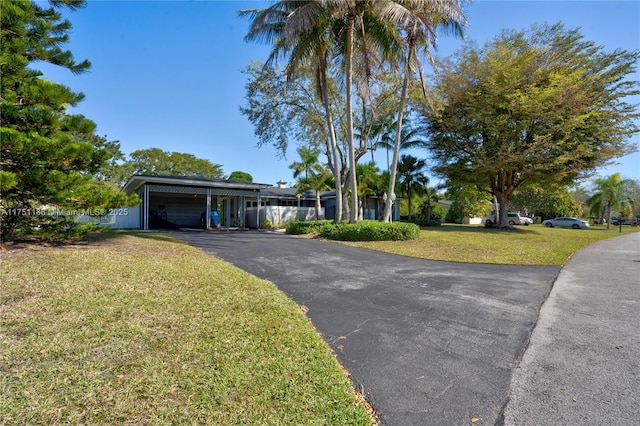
[
  {"x1": 341, "y1": 224, "x2": 640, "y2": 266},
  {"x1": 0, "y1": 232, "x2": 374, "y2": 425}
]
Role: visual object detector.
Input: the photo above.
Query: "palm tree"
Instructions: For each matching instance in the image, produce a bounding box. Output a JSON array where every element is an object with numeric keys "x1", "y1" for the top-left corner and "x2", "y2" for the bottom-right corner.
[
  {"x1": 587, "y1": 173, "x2": 636, "y2": 229},
  {"x1": 242, "y1": 0, "x2": 466, "y2": 225},
  {"x1": 374, "y1": 121, "x2": 426, "y2": 173},
  {"x1": 290, "y1": 146, "x2": 333, "y2": 220},
  {"x1": 397, "y1": 154, "x2": 429, "y2": 220},
  {"x1": 378, "y1": 0, "x2": 467, "y2": 222},
  {"x1": 281, "y1": 0, "x2": 401, "y2": 224},
  {"x1": 422, "y1": 186, "x2": 440, "y2": 221},
  {"x1": 289, "y1": 146, "x2": 321, "y2": 183},
  {"x1": 295, "y1": 168, "x2": 334, "y2": 220},
  {"x1": 356, "y1": 162, "x2": 383, "y2": 220},
  {"x1": 240, "y1": 2, "x2": 345, "y2": 222}
]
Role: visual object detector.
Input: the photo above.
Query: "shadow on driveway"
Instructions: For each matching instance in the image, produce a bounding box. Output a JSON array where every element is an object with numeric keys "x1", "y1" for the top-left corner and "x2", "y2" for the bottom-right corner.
[{"x1": 172, "y1": 229, "x2": 559, "y2": 426}]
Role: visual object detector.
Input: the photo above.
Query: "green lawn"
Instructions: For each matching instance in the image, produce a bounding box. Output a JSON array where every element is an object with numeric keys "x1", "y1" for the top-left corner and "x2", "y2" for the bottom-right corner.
[
  {"x1": 0, "y1": 232, "x2": 374, "y2": 425},
  {"x1": 2, "y1": 224, "x2": 636, "y2": 424},
  {"x1": 340, "y1": 223, "x2": 640, "y2": 266}
]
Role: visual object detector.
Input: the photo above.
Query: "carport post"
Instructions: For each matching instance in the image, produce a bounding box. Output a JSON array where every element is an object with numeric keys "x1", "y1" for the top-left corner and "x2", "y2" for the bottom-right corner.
[
  {"x1": 143, "y1": 184, "x2": 150, "y2": 230},
  {"x1": 257, "y1": 191, "x2": 262, "y2": 229},
  {"x1": 206, "y1": 188, "x2": 211, "y2": 229}
]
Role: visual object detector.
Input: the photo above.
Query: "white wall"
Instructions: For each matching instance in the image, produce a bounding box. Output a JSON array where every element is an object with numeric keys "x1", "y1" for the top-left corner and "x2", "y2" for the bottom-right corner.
[
  {"x1": 246, "y1": 206, "x2": 324, "y2": 228},
  {"x1": 462, "y1": 216, "x2": 483, "y2": 225},
  {"x1": 77, "y1": 205, "x2": 141, "y2": 229}
]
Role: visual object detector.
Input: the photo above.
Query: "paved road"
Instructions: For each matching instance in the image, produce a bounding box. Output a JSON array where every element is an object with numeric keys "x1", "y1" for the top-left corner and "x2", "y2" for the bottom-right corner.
[
  {"x1": 502, "y1": 232, "x2": 640, "y2": 426},
  {"x1": 173, "y1": 229, "x2": 558, "y2": 425}
]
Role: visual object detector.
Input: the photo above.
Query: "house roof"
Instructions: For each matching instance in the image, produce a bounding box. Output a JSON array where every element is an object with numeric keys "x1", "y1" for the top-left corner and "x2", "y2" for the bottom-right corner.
[
  {"x1": 123, "y1": 175, "x2": 273, "y2": 195},
  {"x1": 260, "y1": 187, "x2": 318, "y2": 200}
]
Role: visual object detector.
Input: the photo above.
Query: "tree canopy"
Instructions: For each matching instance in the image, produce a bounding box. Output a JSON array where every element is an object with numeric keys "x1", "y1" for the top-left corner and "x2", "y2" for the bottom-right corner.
[
  {"x1": 420, "y1": 23, "x2": 639, "y2": 228},
  {"x1": 228, "y1": 171, "x2": 253, "y2": 183},
  {"x1": 125, "y1": 148, "x2": 224, "y2": 179},
  {"x1": 0, "y1": 0, "x2": 138, "y2": 241}
]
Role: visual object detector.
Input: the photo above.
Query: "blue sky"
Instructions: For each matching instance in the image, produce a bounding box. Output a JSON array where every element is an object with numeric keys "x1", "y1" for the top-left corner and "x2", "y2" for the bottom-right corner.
[{"x1": 40, "y1": 0, "x2": 640, "y2": 188}]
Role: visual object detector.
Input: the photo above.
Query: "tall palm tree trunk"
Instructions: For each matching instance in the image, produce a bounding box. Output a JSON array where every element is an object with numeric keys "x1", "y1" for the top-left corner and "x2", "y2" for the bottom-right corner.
[
  {"x1": 384, "y1": 37, "x2": 415, "y2": 222},
  {"x1": 345, "y1": 10, "x2": 359, "y2": 223},
  {"x1": 320, "y1": 65, "x2": 343, "y2": 223}
]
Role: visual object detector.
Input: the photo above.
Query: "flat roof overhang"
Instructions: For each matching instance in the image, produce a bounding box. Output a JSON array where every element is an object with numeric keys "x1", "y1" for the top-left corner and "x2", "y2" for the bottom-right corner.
[{"x1": 123, "y1": 175, "x2": 273, "y2": 195}]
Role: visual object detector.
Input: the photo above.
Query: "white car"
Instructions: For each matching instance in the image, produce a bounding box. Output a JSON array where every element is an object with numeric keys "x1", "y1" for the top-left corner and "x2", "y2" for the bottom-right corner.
[
  {"x1": 507, "y1": 212, "x2": 533, "y2": 226},
  {"x1": 542, "y1": 217, "x2": 590, "y2": 229}
]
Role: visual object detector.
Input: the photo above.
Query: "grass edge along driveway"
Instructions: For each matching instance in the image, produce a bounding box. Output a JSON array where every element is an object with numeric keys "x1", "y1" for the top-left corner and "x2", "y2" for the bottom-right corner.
[
  {"x1": 0, "y1": 232, "x2": 374, "y2": 425},
  {"x1": 340, "y1": 224, "x2": 640, "y2": 266}
]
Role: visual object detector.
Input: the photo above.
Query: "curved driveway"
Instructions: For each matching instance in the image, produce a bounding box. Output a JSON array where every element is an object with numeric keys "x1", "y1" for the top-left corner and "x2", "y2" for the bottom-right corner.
[{"x1": 173, "y1": 229, "x2": 559, "y2": 425}]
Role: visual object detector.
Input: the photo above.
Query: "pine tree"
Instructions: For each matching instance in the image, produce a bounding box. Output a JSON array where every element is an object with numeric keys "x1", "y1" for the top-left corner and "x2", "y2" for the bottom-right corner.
[{"x1": 1, "y1": 0, "x2": 137, "y2": 241}]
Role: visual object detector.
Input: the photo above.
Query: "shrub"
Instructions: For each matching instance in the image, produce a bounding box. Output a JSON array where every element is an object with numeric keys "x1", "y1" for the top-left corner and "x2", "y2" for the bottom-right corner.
[
  {"x1": 285, "y1": 220, "x2": 333, "y2": 235},
  {"x1": 444, "y1": 201, "x2": 465, "y2": 224},
  {"x1": 260, "y1": 217, "x2": 274, "y2": 229},
  {"x1": 319, "y1": 220, "x2": 420, "y2": 241}
]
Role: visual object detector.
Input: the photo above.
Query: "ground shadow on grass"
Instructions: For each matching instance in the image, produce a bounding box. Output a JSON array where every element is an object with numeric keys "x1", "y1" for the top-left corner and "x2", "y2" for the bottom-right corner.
[
  {"x1": 93, "y1": 229, "x2": 187, "y2": 244},
  {"x1": 421, "y1": 223, "x2": 543, "y2": 235}
]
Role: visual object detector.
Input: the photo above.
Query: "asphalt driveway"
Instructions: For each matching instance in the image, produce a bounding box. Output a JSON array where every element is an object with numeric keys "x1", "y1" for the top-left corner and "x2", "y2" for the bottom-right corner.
[{"x1": 172, "y1": 229, "x2": 559, "y2": 426}]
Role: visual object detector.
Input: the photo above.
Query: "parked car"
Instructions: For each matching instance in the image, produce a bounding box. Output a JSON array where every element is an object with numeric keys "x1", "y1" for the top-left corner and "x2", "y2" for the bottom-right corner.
[
  {"x1": 542, "y1": 217, "x2": 590, "y2": 229},
  {"x1": 610, "y1": 217, "x2": 639, "y2": 226},
  {"x1": 586, "y1": 216, "x2": 606, "y2": 225},
  {"x1": 507, "y1": 212, "x2": 534, "y2": 226}
]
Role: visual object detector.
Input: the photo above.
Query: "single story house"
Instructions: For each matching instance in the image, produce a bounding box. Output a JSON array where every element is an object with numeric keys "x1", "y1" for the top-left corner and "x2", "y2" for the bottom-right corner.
[{"x1": 109, "y1": 175, "x2": 398, "y2": 229}]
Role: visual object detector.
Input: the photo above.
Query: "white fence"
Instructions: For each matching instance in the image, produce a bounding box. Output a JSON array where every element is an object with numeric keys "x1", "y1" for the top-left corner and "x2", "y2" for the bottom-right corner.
[
  {"x1": 246, "y1": 206, "x2": 324, "y2": 228},
  {"x1": 77, "y1": 205, "x2": 141, "y2": 229}
]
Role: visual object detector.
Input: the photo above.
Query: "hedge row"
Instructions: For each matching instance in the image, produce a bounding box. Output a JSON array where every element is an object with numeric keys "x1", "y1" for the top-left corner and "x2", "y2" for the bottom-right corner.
[
  {"x1": 286, "y1": 220, "x2": 420, "y2": 241},
  {"x1": 285, "y1": 220, "x2": 334, "y2": 235}
]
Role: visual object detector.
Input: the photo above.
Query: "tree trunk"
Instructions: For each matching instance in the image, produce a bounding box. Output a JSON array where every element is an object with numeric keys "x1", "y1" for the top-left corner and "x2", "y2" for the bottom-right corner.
[
  {"x1": 315, "y1": 190, "x2": 323, "y2": 220},
  {"x1": 496, "y1": 192, "x2": 510, "y2": 228},
  {"x1": 319, "y1": 66, "x2": 343, "y2": 223},
  {"x1": 384, "y1": 35, "x2": 414, "y2": 222},
  {"x1": 345, "y1": 12, "x2": 358, "y2": 223}
]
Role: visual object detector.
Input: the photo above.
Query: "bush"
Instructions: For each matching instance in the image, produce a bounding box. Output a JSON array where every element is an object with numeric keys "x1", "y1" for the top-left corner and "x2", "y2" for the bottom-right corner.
[
  {"x1": 319, "y1": 220, "x2": 420, "y2": 241},
  {"x1": 285, "y1": 220, "x2": 333, "y2": 235}
]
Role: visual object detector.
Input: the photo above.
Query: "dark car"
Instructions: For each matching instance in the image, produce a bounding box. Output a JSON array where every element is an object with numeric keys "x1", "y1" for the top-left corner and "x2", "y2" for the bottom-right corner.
[{"x1": 611, "y1": 217, "x2": 639, "y2": 226}]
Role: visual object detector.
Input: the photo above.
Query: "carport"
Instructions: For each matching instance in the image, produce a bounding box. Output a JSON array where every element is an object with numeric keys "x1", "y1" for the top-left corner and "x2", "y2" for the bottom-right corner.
[{"x1": 123, "y1": 175, "x2": 272, "y2": 230}]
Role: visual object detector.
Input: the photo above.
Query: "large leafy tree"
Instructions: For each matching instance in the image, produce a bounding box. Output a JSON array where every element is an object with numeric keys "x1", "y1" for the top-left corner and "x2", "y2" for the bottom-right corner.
[
  {"x1": 125, "y1": 148, "x2": 224, "y2": 178},
  {"x1": 228, "y1": 171, "x2": 253, "y2": 183},
  {"x1": 510, "y1": 185, "x2": 583, "y2": 220},
  {"x1": 0, "y1": 0, "x2": 137, "y2": 241},
  {"x1": 586, "y1": 173, "x2": 637, "y2": 229},
  {"x1": 421, "y1": 23, "x2": 639, "y2": 228},
  {"x1": 442, "y1": 182, "x2": 492, "y2": 223}
]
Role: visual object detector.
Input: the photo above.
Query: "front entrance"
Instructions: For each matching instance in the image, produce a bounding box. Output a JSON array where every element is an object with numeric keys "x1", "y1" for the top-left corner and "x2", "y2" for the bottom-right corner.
[{"x1": 130, "y1": 179, "x2": 266, "y2": 230}]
